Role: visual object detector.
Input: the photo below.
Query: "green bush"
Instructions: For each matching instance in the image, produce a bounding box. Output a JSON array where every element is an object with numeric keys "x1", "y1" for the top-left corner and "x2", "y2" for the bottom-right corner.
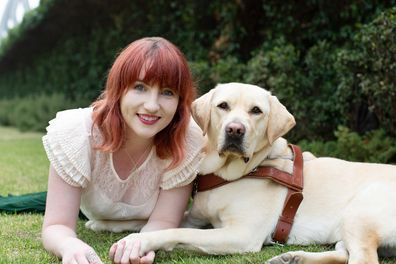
[
  {"x1": 1, "y1": 93, "x2": 89, "y2": 132},
  {"x1": 210, "y1": 56, "x2": 245, "y2": 86},
  {"x1": 189, "y1": 61, "x2": 215, "y2": 96},
  {"x1": 244, "y1": 7, "x2": 396, "y2": 141},
  {"x1": 244, "y1": 39, "x2": 344, "y2": 141},
  {"x1": 244, "y1": 39, "x2": 307, "y2": 142},
  {"x1": 299, "y1": 126, "x2": 396, "y2": 164},
  {"x1": 0, "y1": 28, "x2": 121, "y2": 101},
  {"x1": 191, "y1": 57, "x2": 246, "y2": 96},
  {"x1": 0, "y1": 99, "x2": 15, "y2": 126},
  {"x1": 336, "y1": 7, "x2": 396, "y2": 136},
  {"x1": 1, "y1": 0, "x2": 396, "y2": 145}
]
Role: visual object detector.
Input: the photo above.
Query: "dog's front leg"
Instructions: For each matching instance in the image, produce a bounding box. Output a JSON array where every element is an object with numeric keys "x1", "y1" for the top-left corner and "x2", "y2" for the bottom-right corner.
[{"x1": 122, "y1": 226, "x2": 264, "y2": 255}]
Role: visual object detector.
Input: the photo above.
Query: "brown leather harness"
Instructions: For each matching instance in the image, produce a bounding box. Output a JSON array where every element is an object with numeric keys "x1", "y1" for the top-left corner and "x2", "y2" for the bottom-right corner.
[{"x1": 194, "y1": 144, "x2": 304, "y2": 243}]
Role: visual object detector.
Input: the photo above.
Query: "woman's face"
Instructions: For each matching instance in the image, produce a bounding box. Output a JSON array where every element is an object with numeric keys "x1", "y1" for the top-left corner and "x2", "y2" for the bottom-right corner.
[{"x1": 120, "y1": 80, "x2": 179, "y2": 141}]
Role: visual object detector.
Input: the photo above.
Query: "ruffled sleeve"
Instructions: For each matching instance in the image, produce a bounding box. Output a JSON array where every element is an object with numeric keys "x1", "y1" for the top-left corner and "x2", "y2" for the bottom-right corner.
[
  {"x1": 42, "y1": 107, "x2": 93, "y2": 188},
  {"x1": 160, "y1": 118, "x2": 205, "y2": 190}
]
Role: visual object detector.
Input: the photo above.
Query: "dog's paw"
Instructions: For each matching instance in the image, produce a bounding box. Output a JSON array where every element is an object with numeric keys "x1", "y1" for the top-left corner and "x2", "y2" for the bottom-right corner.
[
  {"x1": 266, "y1": 253, "x2": 302, "y2": 264},
  {"x1": 85, "y1": 220, "x2": 123, "y2": 233},
  {"x1": 123, "y1": 233, "x2": 156, "y2": 254},
  {"x1": 85, "y1": 220, "x2": 106, "y2": 232}
]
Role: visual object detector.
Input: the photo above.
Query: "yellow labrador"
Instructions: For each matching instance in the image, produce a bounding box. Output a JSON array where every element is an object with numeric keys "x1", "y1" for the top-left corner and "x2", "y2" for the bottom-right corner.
[{"x1": 121, "y1": 82, "x2": 396, "y2": 264}]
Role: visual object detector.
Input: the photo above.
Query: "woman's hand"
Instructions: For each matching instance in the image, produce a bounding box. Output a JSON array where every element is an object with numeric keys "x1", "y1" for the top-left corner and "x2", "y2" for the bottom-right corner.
[
  {"x1": 108, "y1": 184, "x2": 193, "y2": 263},
  {"x1": 109, "y1": 239, "x2": 155, "y2": 264},
  {"x1": 61, "y1": 237, "x2": 103, "y2": 264}
]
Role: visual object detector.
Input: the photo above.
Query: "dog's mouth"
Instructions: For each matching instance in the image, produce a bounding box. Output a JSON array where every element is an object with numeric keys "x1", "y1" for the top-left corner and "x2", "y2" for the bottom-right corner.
[
  {"x1": 220, "y1": 143, "x2": 243, "y2": 154},
  {"x1": 219, "y1": 140, "x2": 250, "y2": 163}
]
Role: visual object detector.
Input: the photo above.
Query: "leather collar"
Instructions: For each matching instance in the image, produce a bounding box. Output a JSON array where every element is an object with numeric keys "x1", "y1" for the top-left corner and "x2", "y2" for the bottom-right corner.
[{"x1": 194, "y1": 144, "x2": 304, "y2": 243}]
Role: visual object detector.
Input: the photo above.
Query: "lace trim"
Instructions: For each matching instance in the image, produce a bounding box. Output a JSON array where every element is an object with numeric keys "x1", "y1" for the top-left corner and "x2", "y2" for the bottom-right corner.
[
  {"x1": 92, "y1": 149, "x2": 164, "y2": 205},
  {"x1": 43, "y1": 135, "x2": 87, "y2": 187},
  {"x1": 49, "y1": 108, "x2": 92, "y2": 180},
  {"x1": 42, "y1": 108, "x2": 93, "y2": 187}
]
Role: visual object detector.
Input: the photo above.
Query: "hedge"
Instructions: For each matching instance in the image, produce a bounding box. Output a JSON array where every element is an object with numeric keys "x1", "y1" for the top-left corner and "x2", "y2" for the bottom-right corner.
[{"x1": 0, "y1": 1, "x2": 395, "y2": 144}]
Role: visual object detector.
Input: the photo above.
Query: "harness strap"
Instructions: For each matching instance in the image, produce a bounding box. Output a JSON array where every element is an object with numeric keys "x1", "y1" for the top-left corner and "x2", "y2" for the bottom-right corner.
[{"x1": 195, "y1": 144, "x2": 304, "y2": 243}]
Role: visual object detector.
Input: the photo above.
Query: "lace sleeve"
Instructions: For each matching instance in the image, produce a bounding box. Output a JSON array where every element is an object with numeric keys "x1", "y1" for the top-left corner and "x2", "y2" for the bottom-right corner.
[{"x1": 42, "y1": 108, "x2": 93, "y2": 188}]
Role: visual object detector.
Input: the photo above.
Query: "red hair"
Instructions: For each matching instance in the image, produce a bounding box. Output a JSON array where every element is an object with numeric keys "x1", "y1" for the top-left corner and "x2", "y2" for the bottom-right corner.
[{"x1": 91, "y1": 37, "x2": 196, "y2": 169}]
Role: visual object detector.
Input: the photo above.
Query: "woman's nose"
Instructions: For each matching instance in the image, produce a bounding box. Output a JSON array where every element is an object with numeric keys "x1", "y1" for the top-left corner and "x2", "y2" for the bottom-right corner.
[{"x1": 144, "y1": 90, "x2": 160, "y2": 112}]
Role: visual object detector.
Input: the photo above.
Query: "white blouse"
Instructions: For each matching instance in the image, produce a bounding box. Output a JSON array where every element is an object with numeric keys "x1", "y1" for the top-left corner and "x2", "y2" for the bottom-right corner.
[{"x1": 42, "y1": 107, "x2": 204, "y2": 221}]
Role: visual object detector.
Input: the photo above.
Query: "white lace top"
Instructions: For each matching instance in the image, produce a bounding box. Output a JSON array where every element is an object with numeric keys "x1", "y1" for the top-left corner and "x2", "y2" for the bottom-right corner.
[{"x1": 42, "y1": 107, "x2": 204, "y2": 221}]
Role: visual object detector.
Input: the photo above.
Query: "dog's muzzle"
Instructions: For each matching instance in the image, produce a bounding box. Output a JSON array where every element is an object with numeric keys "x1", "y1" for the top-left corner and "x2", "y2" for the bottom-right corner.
[{"x1": 220, "y1": 122, "x2": 246, "y2": 156}]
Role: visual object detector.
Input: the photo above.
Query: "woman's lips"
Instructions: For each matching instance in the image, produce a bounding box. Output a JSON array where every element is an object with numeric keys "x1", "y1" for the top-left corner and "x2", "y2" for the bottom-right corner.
[{"x1": 137, "y1": 114, "x2": 161, "y2": 125}]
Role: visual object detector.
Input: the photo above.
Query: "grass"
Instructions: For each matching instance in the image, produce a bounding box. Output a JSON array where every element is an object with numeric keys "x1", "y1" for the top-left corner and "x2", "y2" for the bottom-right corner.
[{"x1": 0, "y1": 125, "x2": 395, "y2": 263}]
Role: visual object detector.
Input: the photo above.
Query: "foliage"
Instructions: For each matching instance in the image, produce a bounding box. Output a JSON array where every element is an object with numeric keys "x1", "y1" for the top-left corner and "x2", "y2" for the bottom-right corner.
[
  {"x1": 210, "y1": 56, "x2": 245, "y2": 86},
  {"x1": 244, "y1": 38, "x2": 344, "y2": 141},
  {"x1": 0, "y1": 28, "x2": 121, "y2": 100},
  {"x1": 189, "y1": 61, "x2": 215, "y2": 96},
  {"x1": 0, "y1": 1, "x2": 396, "y2": 140},
  {"x1": 336, "y1": 7, "x2": 396, "y2": 136},
  {"x1": 299, "y1": 126, "x2": 396, "y2": 164},
  {"x1": 0, "y1": 93, "x2": 89, "y2": 132}
]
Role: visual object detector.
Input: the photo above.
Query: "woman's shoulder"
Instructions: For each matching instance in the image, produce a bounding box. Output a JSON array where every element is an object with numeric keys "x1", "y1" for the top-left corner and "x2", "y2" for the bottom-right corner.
[{"x1": 49, "y1": 107, "x2": 93, "y2": 133}]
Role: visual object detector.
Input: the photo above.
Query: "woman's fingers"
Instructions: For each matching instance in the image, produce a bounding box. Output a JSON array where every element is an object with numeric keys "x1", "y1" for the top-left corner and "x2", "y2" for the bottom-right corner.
[
  {"x1": 109, "y1": 243, "x2": 118, "y2": 260},
  {"x1": 120, "y1": 240, "x2": 134, "y2": 264},
  {"x1": 113, "y1": 240, "x2": 126, "y2": 263},
  {"x1": 129, "y1": 240, "x2": 141, "y2": 264},
  {"x1": 67, "y1": 259, "x2": 78, "y2": 264},
  {"x1": 75, "y1": 254, "x2": 89, "y2": 264},
  {"x1": 110, "y1": 238, "x2": 154, "y2": 264},
  {"x1": 140, "y1": 251, "x2": 155, "y2": 264},
  {"x1": 85, "y1": 250, "x2": 103, "y2": 264}
]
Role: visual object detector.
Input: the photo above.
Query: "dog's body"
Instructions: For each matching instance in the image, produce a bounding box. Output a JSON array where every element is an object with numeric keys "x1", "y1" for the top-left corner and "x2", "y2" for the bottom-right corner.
[{"x1": 93, "y1": 83, "x2": 396, "y2": 263}]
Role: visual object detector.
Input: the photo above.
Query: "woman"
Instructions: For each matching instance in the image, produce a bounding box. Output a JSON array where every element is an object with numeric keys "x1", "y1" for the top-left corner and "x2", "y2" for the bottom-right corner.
[{"x1": 41, "y1": 37, "x2": 204, "y2": 264}]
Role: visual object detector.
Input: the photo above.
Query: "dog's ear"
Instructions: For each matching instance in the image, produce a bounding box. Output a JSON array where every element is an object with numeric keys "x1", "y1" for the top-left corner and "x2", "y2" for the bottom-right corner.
[
  {"x1": 192, "y1": 89, "x2": 215, "y2": 135},
  {"x1": 267, "y1": 95, "x2": 296, "y2": 144}
]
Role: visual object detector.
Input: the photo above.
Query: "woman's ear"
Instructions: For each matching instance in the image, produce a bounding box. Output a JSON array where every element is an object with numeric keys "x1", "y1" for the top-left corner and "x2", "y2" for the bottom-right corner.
[
  {"x1": 192, "y1": 89, "x2": 215, "y2": 136},
  {"x1": 267, "y1": 95, "x2": 296, "y2": 144}
]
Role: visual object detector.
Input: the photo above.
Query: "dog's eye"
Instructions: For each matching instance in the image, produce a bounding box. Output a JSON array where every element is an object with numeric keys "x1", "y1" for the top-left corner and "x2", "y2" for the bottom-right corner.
[
  {"x1": 217, "y1": 102, "x2": 229, "y2": 110},
  {"x1": 250, "y1": 106, "x2": 262, "y2": 114}
]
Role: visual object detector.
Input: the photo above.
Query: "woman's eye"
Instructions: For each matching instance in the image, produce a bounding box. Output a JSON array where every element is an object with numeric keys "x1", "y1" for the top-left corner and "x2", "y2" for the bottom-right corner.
[
  {"x1": 134, "y1": 84, "x2": 145, "y2": 91},
  {"x1": 250, "y1": 106, "x2": 262, "y2": 114},
  {"x1": 162, "y1": 89, "x2": 175, "y2": 96},
  {"x1": 217, "y1": 102, "x2": 229, "y2": 110}
]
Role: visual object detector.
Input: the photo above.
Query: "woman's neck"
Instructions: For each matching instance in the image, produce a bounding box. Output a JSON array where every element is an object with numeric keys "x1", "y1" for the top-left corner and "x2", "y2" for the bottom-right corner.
[
  {"x1": 123, "y1": 127, "x2": 154, "y2": 152},
  {"x1": 122, "y1": 138, "x2": 153, "y2": 154},
  {"x1": 112, "y1": 137, "x2": 154, "y2": 180}
]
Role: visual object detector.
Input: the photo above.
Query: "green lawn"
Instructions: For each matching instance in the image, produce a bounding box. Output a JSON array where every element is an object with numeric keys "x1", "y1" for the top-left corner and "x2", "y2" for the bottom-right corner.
[{"x1": 1, "y1": 126, "x2": 395, "y2": 263}]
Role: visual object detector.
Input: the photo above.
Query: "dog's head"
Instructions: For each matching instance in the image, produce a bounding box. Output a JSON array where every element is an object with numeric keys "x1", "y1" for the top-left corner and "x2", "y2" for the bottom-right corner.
[{"x1": 192, "y1": 82, "x2": 295, "y2": 163}]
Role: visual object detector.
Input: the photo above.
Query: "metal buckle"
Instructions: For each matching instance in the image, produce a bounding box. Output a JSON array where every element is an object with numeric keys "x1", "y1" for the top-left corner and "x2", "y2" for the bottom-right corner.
[{"x1": 248, "y1": 167, "x2": 258, "y2": 175}]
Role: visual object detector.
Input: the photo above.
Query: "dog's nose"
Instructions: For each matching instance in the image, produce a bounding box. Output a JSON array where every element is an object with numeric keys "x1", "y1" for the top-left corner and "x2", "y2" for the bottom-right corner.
[{"x1": 226, "y1": 122, "x2": 245, "y2": 137}]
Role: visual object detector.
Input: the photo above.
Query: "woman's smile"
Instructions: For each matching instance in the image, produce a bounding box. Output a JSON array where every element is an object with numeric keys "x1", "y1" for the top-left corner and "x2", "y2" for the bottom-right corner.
[{"x1": 137, "y1": 114, "x2": 161, "y2": 125}]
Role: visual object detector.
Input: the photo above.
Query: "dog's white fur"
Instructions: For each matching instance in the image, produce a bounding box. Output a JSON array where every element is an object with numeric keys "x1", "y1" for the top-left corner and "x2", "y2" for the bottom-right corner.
[{"x1": 92, "y1": 83, "x2": 396, "y2": 263}]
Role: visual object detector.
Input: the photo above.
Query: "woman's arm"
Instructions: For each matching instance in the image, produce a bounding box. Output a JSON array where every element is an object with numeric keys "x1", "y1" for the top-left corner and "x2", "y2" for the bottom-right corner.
[
  {"x1": 142, "y1": 183, "x2": 192, "y2": 232},
  {"x1": 42, "y1": 165, "x2": 103, "y2": 263},
  {"x1": 109, "y1": 183, "x2": 193, "y2": 263}
]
